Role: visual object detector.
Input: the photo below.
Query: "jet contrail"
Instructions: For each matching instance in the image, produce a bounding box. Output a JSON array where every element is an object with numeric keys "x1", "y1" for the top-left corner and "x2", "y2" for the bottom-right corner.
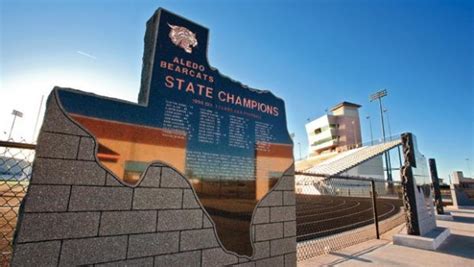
[{"x1": 77, "y1": 51, "x2": 97, "y2": 60}]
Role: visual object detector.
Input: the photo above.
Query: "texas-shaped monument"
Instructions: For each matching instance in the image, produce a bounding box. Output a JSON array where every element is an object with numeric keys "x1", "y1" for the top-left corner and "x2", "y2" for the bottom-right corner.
[{"x1": 49, "y1": 9, "x2": 293, "y2": 256}]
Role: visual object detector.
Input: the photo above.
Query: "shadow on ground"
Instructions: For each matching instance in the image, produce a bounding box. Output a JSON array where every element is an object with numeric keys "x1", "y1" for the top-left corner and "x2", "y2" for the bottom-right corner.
[
  {"x1": 437, "y1": 213, "x2": 474, "y2": 260},
  {"x1": 452, "y1": 215, "x2": 474, "y2": 224},
  {"x1": 324, "y1": 243, "x2": 387, "y2": 266},
  {"x1": 437, "y1": 234, "x2": 474, "y2": 260}
]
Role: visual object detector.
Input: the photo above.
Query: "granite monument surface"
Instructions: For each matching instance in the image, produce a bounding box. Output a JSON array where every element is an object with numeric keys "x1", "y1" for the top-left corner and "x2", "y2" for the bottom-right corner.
[
  {"x1": 12, "y1": 8, "x2": 296, "y2": 266},
  {"x1": 400, "y1": 133, "x2": 437, "y2": 235}
]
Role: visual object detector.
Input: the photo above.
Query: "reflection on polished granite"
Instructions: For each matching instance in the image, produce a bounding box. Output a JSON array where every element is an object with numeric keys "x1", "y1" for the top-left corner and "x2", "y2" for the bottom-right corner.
[{"x1": 56, "y1": 8, "x2": 293, "y2": 256}]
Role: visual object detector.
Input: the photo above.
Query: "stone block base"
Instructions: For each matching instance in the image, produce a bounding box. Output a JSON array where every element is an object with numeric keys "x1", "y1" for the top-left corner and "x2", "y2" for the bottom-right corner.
[
  {"x1": 393, "y1": 227, "x2": 450, "y2": 250},
  {"x1": 435, "y1": 213, "x2": 453, "y2": 221}
]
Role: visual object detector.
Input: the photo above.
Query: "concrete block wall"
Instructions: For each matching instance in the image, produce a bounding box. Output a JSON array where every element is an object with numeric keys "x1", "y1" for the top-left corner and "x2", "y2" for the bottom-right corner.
[
  {"x1": 11, "y1": 91, "x2": 296, "y2": 266},
  {"x1": 450, "y1": 184, "x2": 474, "y2": 208}
]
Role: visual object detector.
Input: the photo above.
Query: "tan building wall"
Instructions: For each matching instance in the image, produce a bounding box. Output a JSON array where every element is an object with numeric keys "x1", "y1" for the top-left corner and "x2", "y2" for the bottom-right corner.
[{"x1": 306, "y1": 102, "x2": 362, "y2": 156}]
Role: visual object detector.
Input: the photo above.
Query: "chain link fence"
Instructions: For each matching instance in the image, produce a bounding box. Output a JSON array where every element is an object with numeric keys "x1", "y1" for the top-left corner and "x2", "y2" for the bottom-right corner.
[
  {"x1": 295, "y1": 173, "x2": 404, "y2": 261},
  {"x1": 0, "y1": 140, "x2": 35, "y2": 265},
  {"x1": 0, "y1": 140, "x2": 408, "y2": 264}
]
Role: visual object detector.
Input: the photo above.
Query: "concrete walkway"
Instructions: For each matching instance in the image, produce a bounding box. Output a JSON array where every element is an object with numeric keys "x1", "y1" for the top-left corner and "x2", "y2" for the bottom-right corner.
[{"x1": 299, "y1": 207, "x2": 474, "y2": 266}]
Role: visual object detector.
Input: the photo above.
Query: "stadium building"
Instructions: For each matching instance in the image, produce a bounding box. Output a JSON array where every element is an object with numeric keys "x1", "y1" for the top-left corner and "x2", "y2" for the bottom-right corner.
[
  {"x1": 296, "y1": 101, "x2": 403, "y2": 194},
  {"x1": 306, "y1": 101, "x2": 362, "y2": 156}
]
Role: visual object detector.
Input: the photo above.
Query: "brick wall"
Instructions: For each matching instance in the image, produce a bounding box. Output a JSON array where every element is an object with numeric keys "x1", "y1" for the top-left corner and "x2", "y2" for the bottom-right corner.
[{"x1": 11, "y1": 91, "x2": 296, "y2": 266}]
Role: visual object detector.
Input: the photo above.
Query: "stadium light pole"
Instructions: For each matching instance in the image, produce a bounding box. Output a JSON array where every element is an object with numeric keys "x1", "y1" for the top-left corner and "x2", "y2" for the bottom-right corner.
[
  {"x1": 7, "y1": 109, "x2": 23, "y2": 141},
  {"x1": 370, "y1": 89, "x2": 388, "y2": 142},
  {"x1": 32, "y1": 95, "x2": 45, "y2": 142},
  {"x1": 467, "y1": 158, "x2": 472, "y2": 177},
  {"x1": 366, "y1": 115, "x2": 373, "y2": 145},
  {"x1": 383, "y1": 109, "x2": 392, "y2": 138},
  {"x1": 298, "y1": 142, "x2": 302, "y2": 160},
  {"x1": 370, "y1": 89, "x2": 391, "y2": 182},
  {"x1": 383, "y1": 108, "x2": 393, "y2": 181}
]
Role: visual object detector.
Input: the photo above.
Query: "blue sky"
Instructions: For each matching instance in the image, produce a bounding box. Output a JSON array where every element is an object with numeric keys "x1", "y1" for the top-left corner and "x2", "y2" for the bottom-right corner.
[{"x1": 1, "y1": 0, "x2": 473, "y2": 180}]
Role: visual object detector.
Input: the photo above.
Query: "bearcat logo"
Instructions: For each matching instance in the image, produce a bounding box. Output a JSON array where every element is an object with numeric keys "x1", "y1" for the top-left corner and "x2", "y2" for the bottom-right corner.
[{"x1": 168, "y1": 23, "x2": 197, "y2": 53}]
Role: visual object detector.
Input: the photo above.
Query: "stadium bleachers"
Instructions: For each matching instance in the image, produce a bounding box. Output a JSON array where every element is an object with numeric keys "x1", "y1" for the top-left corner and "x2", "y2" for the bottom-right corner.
[{"x1": 304, "y1": 139, "x2": 402, "y2": 176}]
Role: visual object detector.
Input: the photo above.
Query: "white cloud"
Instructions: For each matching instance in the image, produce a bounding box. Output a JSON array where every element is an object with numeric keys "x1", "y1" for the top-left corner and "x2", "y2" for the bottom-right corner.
[{"x1": 77, "y1": 51, "x2": 97, "y2": 60}]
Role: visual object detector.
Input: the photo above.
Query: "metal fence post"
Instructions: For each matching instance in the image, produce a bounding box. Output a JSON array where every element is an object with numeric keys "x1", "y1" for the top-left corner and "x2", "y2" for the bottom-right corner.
[{"x1": 371, "y1": 179, "x2": 380, "y2": 239}]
